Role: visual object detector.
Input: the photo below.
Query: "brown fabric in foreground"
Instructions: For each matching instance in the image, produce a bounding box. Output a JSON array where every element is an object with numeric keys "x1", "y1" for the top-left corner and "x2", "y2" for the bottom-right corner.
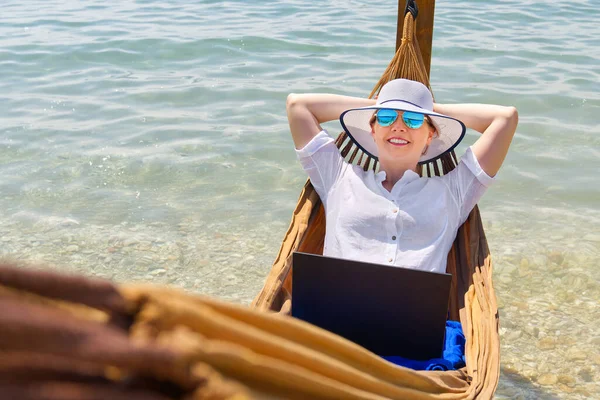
[
  {"x1": 0, "y1": 383, "x2": 173, "y2": 400},
  {"x1": 0, "y1": 296, "x2": 198, "y2": 390},
  {"x1": 1, "y1": 259, "x2": 493, "y2": 399},
  {"x1": 0, "y1": 265, "x2": 250, "y2": 400},
  {"x1": 0, "y1": 262, "x2": 128, "y2": 315},
  {"x1": 0, "y1": 231, "x2": 498, "y2": 400},
  {"x1": 122, "y1": 285, "x2": 474, "y2": 400}
]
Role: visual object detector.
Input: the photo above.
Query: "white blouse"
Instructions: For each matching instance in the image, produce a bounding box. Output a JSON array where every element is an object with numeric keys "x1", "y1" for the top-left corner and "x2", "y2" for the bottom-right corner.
[{"x1": 296, "y1": 130, "x2": 495, "y2": 273}]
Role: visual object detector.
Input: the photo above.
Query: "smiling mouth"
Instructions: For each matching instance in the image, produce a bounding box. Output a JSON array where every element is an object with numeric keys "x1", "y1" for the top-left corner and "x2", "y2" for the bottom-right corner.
[{"x1": 387, "y1": 138, "x2": 409, "y2": 146}]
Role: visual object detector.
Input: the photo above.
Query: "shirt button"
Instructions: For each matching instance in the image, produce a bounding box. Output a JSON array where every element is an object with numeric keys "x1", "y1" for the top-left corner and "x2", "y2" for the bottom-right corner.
[
  {"x1": 388, "y1": 258, "x2": 393, "y2": 263},
  {"x1": 392, "y1": 209, "x2": 398, "y2": 213},
  {"x1": 392, "y1": 236, "x2": 397, "y2": 240}
]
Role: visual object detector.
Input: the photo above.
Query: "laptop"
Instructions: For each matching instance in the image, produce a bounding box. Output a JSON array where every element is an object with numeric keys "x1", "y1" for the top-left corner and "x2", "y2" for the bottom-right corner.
[{"x1": 291, "y1": 252, "x2": 452, "y2": 360}]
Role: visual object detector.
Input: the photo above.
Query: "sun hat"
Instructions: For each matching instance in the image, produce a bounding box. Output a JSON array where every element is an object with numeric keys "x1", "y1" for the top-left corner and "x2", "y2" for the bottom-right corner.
[{"x1": 339, "y1": 79, "x2": 466, "y2": 164}]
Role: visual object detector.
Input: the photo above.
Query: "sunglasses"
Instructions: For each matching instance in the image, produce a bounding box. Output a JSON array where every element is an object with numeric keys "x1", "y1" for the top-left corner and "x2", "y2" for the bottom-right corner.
[{"x1": 375, "y1": 109, "x2": 426, "y2": 129}]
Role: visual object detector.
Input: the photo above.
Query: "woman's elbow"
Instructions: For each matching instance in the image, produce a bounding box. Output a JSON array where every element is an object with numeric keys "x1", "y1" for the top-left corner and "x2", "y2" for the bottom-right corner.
[
  {"x1": 505, "y1": 106, "x2": 519, "y2": 124},
  {"x1": 286, "y1": 93, "x2": 303, "y2": 112},
  {"x1": 499, "y1": 106, "x2": 519, "y2": 135}
]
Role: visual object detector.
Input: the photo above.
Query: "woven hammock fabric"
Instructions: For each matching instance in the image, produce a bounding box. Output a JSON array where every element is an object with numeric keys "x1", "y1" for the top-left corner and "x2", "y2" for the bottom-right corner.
[{"x1": 0, "y1": 260, "x2": 496, "y2": 400}]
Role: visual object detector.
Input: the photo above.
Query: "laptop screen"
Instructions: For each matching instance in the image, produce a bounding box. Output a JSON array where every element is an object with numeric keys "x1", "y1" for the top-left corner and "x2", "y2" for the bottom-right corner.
[{"x1": 291, "y1": 252, "x2": 452, "y2": 359}]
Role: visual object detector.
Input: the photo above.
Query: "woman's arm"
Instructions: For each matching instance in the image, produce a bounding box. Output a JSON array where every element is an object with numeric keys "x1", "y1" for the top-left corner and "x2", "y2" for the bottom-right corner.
[
  {"x1": 286, "y1": 93, "x2": 376, "y2": 149},
  {"x1": 433, "y1": 103, "x2": 518, "y2": 177}
]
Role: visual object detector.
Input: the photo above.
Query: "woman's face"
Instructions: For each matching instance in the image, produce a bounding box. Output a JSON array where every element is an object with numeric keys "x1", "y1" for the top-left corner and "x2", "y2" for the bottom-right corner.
[{"x1": 370, "y1": 110, "x2": 435, "y2": 166}]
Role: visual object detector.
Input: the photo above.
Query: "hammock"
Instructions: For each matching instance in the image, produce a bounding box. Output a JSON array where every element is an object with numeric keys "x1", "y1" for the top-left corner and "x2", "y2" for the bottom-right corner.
[{"x1": 251, "y1": 5, "x2": 501, "y2": 399}]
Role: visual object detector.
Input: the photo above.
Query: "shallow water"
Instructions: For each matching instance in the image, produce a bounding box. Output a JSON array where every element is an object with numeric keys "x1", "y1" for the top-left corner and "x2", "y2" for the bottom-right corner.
[{"x1": 1, "y1": 0, "x2": 599, "y2": 398}]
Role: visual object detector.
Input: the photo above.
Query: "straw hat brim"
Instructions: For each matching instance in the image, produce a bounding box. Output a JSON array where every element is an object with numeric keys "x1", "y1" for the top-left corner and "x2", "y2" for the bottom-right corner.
[{"x1": 340, "y1": 100, "x2": 466, "y2": 164}]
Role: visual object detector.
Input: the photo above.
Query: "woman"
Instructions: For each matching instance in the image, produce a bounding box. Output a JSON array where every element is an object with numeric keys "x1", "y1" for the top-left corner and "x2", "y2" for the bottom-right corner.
[{"x1": 286, "y1": 79, "x2": 518, "y2": 273}]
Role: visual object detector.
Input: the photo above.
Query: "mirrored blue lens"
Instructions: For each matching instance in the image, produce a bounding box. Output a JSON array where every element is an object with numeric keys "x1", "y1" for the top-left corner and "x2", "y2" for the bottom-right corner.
[
  {"x1": 376, "y1": 109, "x2": 398, "y2": 127},
  {"x1": 402, "y1": 111, "x2": 425, "y2": 129}
]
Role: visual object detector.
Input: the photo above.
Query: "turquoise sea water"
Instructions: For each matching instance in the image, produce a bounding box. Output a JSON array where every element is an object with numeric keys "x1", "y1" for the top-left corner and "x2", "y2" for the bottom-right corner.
[{"x1": 1, "y1": 1, "x2": 599, "y2": 398}]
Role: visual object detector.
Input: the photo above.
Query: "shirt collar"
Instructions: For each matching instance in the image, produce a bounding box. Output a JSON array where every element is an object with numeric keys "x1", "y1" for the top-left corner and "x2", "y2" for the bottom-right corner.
[
  {"x1": 376, "y1": 169, "x2": 420, "y2": 184},
  {"x1": 375, "y1": 169, "x2": 421, "y2": 194}
]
